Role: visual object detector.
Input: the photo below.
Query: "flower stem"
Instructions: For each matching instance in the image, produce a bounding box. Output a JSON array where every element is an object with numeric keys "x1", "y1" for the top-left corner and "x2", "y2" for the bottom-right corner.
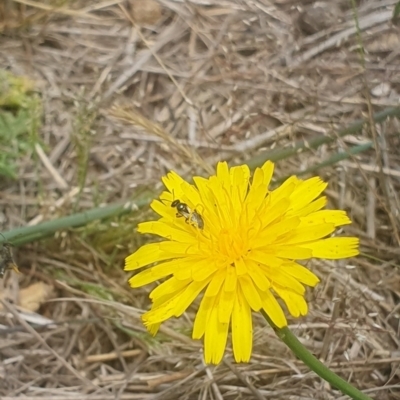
[
  {"x1": 261, "y1": 311, "x2": 373, "y2": 400},
  {"x1": 247, "y1": 106, "x2": 400, "y2": 169},
  {"x1": 0, "y1": 198, "x2": 150, "y2": 246}
]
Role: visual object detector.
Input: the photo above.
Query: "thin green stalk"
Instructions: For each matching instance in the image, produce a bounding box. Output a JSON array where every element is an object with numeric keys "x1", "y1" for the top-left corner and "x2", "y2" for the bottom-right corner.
[
  {"x1": 394, "y1": 2, "x2": 400, "y2": 21},
  {"x1": 1, "y1": 198, "x2": 149, "y2": 246},
  {"x1": 71, "y1": 99, "x2": 98, "y2": 211},
  {"x1": 246, "y1": 107, "x2": 400, "y2": 169},
  {"x1": 276, "y1": 142, "x2": 373, "y2": 183},
  {"x1": 261, "y1": 311, "x2": 373, "y2": 400}
]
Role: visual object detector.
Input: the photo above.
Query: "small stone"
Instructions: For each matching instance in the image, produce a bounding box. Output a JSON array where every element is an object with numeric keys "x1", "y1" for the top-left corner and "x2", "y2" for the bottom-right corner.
[
  {"x1": 370, "y1": 83, "x2": 391, "y2": 98},
  {"x1": 297, "y1": 2, "x2": 343, "y2": 35},
  {"x1": 128, "y1": 0, "x2": 162, "y2": 25}
]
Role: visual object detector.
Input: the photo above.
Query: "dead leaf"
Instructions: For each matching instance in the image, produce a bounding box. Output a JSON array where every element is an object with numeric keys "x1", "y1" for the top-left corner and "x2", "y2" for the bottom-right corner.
[
  {"x1": 297, "y1": 2, "x2": 343, "y2": 35},
  {"x1": 19, "y1": 282, "x2": 55, "y2": 312},
  {"x1": 0, "y1": 281, "x2": 54, "y2": 312},
  {"x1": 128, "y1": 0, "x2": 162, "y2": 25},
  {"x1": 366, "y1": 31, "x2": 400, "y2": 53}
]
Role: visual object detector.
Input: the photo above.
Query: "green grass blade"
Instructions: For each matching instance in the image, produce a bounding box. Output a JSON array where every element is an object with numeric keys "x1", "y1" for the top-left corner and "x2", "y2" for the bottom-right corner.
[
  {"x1": 1, "y1": 199, "x2": 148, "y2": 246},
  {"x1": 276, "y1": 142, "x2": 373, "y2": 183},
  {"x1": 246, "y1": 107, "x2": 400, "y2": 169}
]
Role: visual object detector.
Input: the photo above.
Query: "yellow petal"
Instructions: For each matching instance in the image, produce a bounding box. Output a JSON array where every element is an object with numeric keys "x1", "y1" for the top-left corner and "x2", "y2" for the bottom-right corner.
[
  {"x1": 289, "y1": 177, "x2": 327, "y2": 210},
  {"x1": 205, "y1": 269, "x2": 226, "y2": 297},
  {"x1": 299, "y1": 210, "x2": 351, "y2": 227},
  {"x1": 246, "y1": 260, "x2": 271, "y2": 291},
  {"x1": 300, "y1": 237, "x2": 359, "y2": 259},
  {"x1": 162, "y1": 170, "x2": 186, "y2": 195},
  {"x1": 259, "y1": 198, "x2": 291, "y2": 227},
  {"x1": 150, "y1": 199, "x2": 173, "y2": 219},
  {"x1": 125, "y1": 241, "x2": 201, "y2": 271},
  {"x1": 247, "y1": 249, "x2": 283, "y2": 267},
  {"x1": 239, "y1": 275, "x2": 262, "y2": 311},
  {"x1": 174, "y1": 266, "x2": 192, "y2": 281},
  {"x1": 150, "y1": 276, "x2": 190, "y2": 300},
  {"x1": 204, "y1": 297, "x2": 229, "y2": 364},
  {"x1": 260, "y1": 245, "x2": 313, "y2": 260},
  {"x1": 234, "y1": 257, "x2": 247, "y2": 276},
  {"x1": 250, "y1": 166, "x2": 265, "y2": 188},
  {"x1": 261, "y1": 161, "x2": 274, "y2": 186},
  {"x1": 270, "y1": 177, "x2": 297, "y2": 205},
  {"x1": 218, "y1": 287, "x2": 235, "y2": 323},
  {"x1": 230, "y1": 164, "x2": 250, "y2": 206},
  {"x1": 287, "y1": 196, "x2": 327, "y2": 217},
  {"x1": 273, "y1": 286, "x2": 308, "y2": 317},
  {"x1": 260, "y1": 290, "x2": 287, "y2": 328},
  {"x1": 193, "y1": 295, "x2": 215, "y2": 339},
  {"x1": 232, "y1": 287, "x2": 252, "y2": 362},
  {"x1": 125, "y1": 243, "x2": 169, "y2": 271},
  {"x1": 224, "y1": 266, "x2": 237, "y2": 291},
  {"x1": 193, "y1": 176, "x2": 214, "y2": 209},
  {"x1": 253, "y1": 217, "x2": 301, "y2": 246},
  {"x1": 245, "y1": 168, "x2": 269, "y2": 219},
  {"x1": 172, "y1": 279, "x2": 210, "y2": 317},
  {"x1": 129, "y1": 259, "x2": 180, "y2": 287},
  {"x1": 276, "y1": 223, "x2": 336, "y2": 245},
  {"x1": 142, "y1": 290, "x2": 184, "y2": 325},
  {"x1": 281, "y1": 262, "x2": 320, "y2": 287},
  {"x1": 207, "y1": 176, "x2": 232, "y2": 228},
  {"x1": 157, "y1": 241, "x2": 201, "y2": 255},
  {"x1": 192, "y1": 261, "x2": 218, "y2": 282},
  {"x1": 216, "y1": 161, "x2": 230, "y2": 185},
  {"x1": 257, "y1": 262, "x2": 305, "y2": 294},
  {"x1": 149, "y1": 257, "x2": 209, "y2": 282},
  {"x1": 138, "y1": 221, "x2": 197, "y2": 243},
  {"x1": 146, "y1": 323, "x2": 161, "y2": 336},
  {"x1": 193, "y1": 176, "x2": 208, "y2": 191},
  {"x1": 141, "y1": 296, "x2": 175, "y2": 335},
  {"x1": 247, "y1": 251, "x2": 283, "y2": 268},
  {"x1": 176, "y1": 181, "x2": 201, "y2": 209}
]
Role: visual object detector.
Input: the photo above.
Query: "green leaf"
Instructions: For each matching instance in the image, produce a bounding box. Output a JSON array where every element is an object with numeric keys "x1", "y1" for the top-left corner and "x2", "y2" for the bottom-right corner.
[
  {"x1": 0, "y1": 69, "x2": 42, "y2": 179},
  {"x1": 393, "y1": 1, "x2": 400, "y2": 21}
]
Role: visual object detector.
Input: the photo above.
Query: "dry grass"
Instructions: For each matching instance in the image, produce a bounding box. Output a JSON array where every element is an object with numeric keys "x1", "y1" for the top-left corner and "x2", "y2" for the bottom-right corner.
[{"x1": 0, "y1": 0, "x2": 400, "y2": 399}]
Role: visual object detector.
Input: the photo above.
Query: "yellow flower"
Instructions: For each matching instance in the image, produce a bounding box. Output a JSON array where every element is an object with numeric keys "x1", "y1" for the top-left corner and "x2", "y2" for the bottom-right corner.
[{"x1": 125, "y1": 161, "x2": 359, "y2": 364}]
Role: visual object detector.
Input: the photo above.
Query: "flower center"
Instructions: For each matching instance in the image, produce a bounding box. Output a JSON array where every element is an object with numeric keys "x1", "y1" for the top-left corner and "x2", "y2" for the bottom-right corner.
[{"x1": 217, "y1": 227, "x2": 249, "y2": 263}]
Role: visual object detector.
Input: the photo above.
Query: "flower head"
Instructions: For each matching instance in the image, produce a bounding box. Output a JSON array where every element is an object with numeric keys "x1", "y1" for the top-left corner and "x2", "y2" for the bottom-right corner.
[{"x1": 125, "y1": 161, "x2": 359, "y2": 364}]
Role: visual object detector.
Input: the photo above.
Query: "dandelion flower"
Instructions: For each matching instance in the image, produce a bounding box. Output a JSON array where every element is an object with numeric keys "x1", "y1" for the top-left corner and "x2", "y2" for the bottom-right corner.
[{"x1": 125, "y1": 161, "x2": 359, "y2": 364}]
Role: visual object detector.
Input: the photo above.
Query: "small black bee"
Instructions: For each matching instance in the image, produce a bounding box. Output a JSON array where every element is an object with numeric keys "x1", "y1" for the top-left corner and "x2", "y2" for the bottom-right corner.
[
  {"x1": 0, "y1": 234, "x2": 19, "y2": 278},
  {"x1": 170, "y1": 199, "x2": 204, "y2": 230}
]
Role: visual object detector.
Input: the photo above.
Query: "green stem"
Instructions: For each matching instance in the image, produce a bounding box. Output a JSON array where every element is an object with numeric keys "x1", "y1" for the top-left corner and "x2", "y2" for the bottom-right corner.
[
  {"x1": 276, "y1": 142, "x2": 373, "y2": 183},
  {"x1": 247, "y1": 106, "x2": 400, "y2": 169},
  {"x1": 1, "y1": 198, "x2": 149, "y2": 246},
  {"x1": 261, "y1": 311, "x2": 373, "y2": 400}
]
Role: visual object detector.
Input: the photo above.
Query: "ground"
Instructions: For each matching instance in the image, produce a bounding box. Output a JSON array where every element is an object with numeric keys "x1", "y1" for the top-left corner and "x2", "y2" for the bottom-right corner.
[{"x1": 0, "y1": 0, "x2": 399, "y2": 399}]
